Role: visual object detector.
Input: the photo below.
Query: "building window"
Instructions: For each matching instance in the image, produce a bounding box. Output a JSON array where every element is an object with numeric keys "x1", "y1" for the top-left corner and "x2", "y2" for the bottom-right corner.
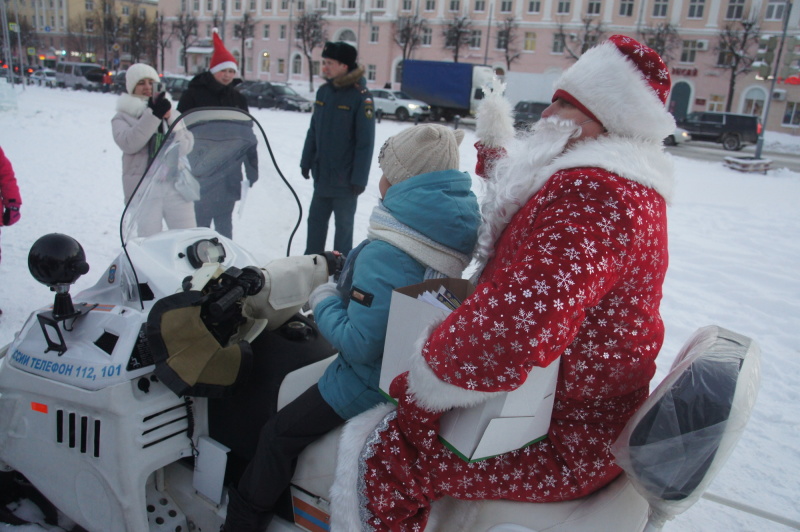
[
  {"x1": 470, "y1": 29, "x2": 482, "y2": 48},
  {"x1": 743, "y1": 88, "x2": 764, "y2": 115},
  {"x1": 208, "y1": 0, "x2": 213, "y2": 9},
  {"x1": 500, "y1": 0, "x2": 512, "y2": 11},
  {"x1": 652, "y1": 0, "x2": 668, "y2": 17},
  {"x1": 140, "y1": 8, "x2": 145, "y2": 15},
  {"x1": 708, "y1": 94, "x2": 725, "y2": 112},
  {"x1": 552, "y1": 33, "x2": 565, "y2": 52},
  {"x1": 370, "y1": 25, "x2": 379, "y2": 42},
  {"x1": 619, "y1": 0, "x2": 633, "y2": 15},
  {"x1": 264, "y1": 0, "x2": 272, "y2": 8},
  {"x1": 680, "y1": 40, "x2": 699, "y2": 62},
  {"x1": 194, "y1": 0, "x2": 199, "y2": 10},
  {"x1": 450, "y1": 0, "x2": 460, "y2": 10},
  {"x1": 277, "y1": 58, "x2": 285, "y2": 74},
  {"x1": 766, "y1": 0, "x2": 786, "y2": 20},
  {"x1": 687, "y1": 0, "x2": 704, "y2": 18},
  {"x1": 376, "y1": 0, "x2": 385, "y2": 8},
  {"x1": 422, "y1": 27, "x2": 433, "y2": 45},
  {"x1": 367, "y1": 64, "x2": 377, "y2": 81},
  {"x1": 234, "y1": 0, "x2": 241, "y2": 9},
  {"x1": 85, "y1": 18, "x2": 94, "y2": 31},
  {"x1": 261, "y1": 52, "x2": 270, "y2": 71},
  {"x1": 425, "y1": 0, "x2": 436, "y2": 10},
  {"x1": 292, "y1": 54, "x2": 302, "y2": 74},
  {"x1": 346, "y1": 0, "x2": 356, "y2": 8},
  {"x1": 782, "y1": 101, "x2": 800, "y2": 125},
  {"x1": 524, "y1": 31, "x2": 536, "y2": 51},
  {"x1": 84, "y1": 0, "x2": 93, "y2": 9},
  {"x1": 497, "y1": 30, "x2": 508, "y2": 49},
  {"x1": 475, "y1": 0, "x2": 485, "y2": 10},
  {"x1": 556, "y1": 0, "x2": 570, "y2": 14},
  {"x1": 586, "y1": 0, "x2": 600, "y2": 14},
  {"x1": 527, "y1": 0, "x2": 539, "y2": 12},
  {"x1": 403, "y1": 0, "x2": 412, "y2": 9},
  {"x1": 280, "y1": 24, "x2": 286, "y2": 39},
  {"x1": 263, "y1": 24, "x2": 270, "y2": 38},
  {"x1": 726, "y1": 0, "x2": 744, "y2": 19},
  {"x1": 312, "y1": 60, "x2": 320, "y2": 75},
  {"x1": 122, "y1": 5, "x2": 129, "y2": 14}
]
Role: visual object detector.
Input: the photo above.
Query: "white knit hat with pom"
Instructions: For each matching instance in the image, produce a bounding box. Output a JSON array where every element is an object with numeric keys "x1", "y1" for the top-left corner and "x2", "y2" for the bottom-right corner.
[
  {"x1": 126, "y1": 63, "x2": 160, "y2": 94},
  {"x1": 379, "y1": 124, "x2": 465, "y2": 185}
]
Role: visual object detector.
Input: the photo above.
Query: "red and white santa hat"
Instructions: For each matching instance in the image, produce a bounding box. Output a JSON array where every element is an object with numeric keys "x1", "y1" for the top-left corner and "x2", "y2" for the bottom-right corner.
[
  {"x1": 210, "y1": 29, "x2": 238, "y2": 74},
  {"x1": 553, "y1": 34, "x2": 675, "y2": 143}
]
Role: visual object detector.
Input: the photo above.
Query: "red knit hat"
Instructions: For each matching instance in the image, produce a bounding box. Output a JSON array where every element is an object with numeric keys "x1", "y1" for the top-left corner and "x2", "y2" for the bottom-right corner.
[
  {"x1": 552, "y1": 34, "x2": 674, "y2": 142},
  {"x1": 210, "y1": 29, "x2": 238, "y2": 74}
]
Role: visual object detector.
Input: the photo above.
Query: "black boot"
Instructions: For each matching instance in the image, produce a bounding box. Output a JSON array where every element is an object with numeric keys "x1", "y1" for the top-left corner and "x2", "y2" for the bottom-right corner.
[{"x1": 222, "y1": 487, "x2": 272, "y2": 532}]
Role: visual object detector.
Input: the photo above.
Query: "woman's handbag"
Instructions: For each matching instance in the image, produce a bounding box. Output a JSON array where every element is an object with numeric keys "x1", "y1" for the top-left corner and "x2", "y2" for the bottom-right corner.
[{"x1": 175, "y1": 155, "x2": 201, "y2": 202}]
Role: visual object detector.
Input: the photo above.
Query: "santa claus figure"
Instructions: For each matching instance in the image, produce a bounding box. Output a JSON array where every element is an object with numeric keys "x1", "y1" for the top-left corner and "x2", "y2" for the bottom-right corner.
[{"x1": 330, "y1": 35, "x2": 677, "y2": 531}]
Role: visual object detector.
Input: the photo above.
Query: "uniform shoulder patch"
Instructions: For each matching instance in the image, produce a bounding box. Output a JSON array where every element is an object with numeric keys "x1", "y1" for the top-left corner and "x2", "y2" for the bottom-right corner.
[{"x1": 349, "y1": 286, "x2": 374, "y2": 307}]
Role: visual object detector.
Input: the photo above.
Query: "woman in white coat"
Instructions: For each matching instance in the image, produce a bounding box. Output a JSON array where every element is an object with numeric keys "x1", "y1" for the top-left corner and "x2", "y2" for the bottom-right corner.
[{"x1": 111, "y1": 63, "x2": 196, "y2": 237}]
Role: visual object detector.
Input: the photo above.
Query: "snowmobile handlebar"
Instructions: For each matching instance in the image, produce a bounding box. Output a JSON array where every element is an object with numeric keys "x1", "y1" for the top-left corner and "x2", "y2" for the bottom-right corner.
[{"x1": 206, "y1": 266, "x2": 266, "y2": 319}]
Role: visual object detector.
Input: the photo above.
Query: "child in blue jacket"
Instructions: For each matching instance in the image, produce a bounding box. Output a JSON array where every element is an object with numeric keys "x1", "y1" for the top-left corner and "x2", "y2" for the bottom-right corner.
[{"x1": 223, "y1": 124, "x2": 481, "y2": 531}]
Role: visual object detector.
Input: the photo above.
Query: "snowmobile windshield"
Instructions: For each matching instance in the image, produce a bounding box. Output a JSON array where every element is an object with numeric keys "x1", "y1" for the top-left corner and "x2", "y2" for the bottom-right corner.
[{"x1": 120, "y1": 107, "x2": 302, "y2": 261}]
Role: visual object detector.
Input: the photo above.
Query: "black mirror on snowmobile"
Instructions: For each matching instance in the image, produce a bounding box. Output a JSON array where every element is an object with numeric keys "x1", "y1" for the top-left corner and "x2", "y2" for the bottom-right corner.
[{"x1": 28, "y1": 233, "x2": 93, "y2": 354}]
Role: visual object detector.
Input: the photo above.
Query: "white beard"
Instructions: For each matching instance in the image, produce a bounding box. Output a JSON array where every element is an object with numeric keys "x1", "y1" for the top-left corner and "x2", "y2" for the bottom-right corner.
[{"x1": 472, "y1": 117, "x2": 583, "y2": 279}]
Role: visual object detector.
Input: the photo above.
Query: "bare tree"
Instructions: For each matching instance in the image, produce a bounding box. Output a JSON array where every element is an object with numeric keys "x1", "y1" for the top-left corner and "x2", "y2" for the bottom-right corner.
[
  {"x1": 496, "y1": 16, "x2": 521, "y2": 71},
  {"x1": 638, "y1": 22, "x2": 681, "y2": 65},
  {"x1": 234, "y1": 12, "x2": 256, "y2": 79},
  {"x1": 93, "y1": 0, "x2": 121, "y2": 67},
  {"x1": 295, "y1": 11, "x2": 327, "y2": 93},
  {"x1": 443, "y1": 15, "x2": 472, "y2": 63},
  {"x1": 394, "y1": 15, "x2": 426, "y2": 62},
  {"x1": 172, "y1": 12, "x2": 199, "y2": 75},
  {"x1": 557, "y1": 16, "x2": 604, "y2": 61},
  {"x1": 715, "y1": 18, "x2": 760, "y2": 112},
  {"x1": 127, "y1": 12, "x2": 150, "y2": 64},
  {"x1": 154, "y1": 13, "x2": 174, "y2": 74}
]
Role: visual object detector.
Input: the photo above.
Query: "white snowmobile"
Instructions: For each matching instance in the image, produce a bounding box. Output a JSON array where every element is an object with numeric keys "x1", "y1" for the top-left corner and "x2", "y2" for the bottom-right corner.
[{"x1": 0, "y1": 108, "x2": 765, "y2": 532}]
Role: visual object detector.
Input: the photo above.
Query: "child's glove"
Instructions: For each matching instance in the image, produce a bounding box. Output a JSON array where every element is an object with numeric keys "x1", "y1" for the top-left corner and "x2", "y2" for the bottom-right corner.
[
  {"x1": 309, "y1": 281, "x2": 341, "y2": 313},
  {"x1": 475, "y1": 77, "x2": 515, "y2": 148},
  {"x1": 2, "y1": 199, "x2": 20, "y2": 226}
]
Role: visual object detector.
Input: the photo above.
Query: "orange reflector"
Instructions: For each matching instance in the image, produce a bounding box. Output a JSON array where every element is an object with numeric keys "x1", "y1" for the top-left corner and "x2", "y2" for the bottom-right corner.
[{"x1": 31, "y1": 402, "x2": 48, "y2": 413}]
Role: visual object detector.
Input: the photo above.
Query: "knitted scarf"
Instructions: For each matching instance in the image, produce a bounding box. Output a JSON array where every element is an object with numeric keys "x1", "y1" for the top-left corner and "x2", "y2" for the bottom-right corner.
[{"x1": 367, "y1": 203, "x2": 471, "y2": 279}]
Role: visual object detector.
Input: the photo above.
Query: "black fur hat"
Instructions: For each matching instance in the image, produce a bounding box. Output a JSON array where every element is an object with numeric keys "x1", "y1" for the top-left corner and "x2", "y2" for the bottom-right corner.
[{"x1": 322, "y1": 41, "x2": 358, "y2": 70}]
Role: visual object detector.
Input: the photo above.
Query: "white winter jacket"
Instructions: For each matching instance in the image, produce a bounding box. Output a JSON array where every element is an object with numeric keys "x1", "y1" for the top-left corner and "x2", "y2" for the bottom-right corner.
[{"x1": 111, "y1": 93, "x2": 171, "y2": 203}]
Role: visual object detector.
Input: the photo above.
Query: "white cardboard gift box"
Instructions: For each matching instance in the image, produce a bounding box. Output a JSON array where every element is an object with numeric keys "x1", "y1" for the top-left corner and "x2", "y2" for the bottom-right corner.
[{"x1": 380, "y1": 278, "x2": 560, "y2": 462}]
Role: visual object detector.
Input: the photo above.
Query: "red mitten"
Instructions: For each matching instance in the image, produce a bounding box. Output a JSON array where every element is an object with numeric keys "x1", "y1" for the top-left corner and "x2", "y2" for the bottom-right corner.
[
  {"x1": 474, "y1": 141, "x2": 507, "y2": 179},
  {"x1": 391, "y1": 372, "x2": 444, "y2": 453}
]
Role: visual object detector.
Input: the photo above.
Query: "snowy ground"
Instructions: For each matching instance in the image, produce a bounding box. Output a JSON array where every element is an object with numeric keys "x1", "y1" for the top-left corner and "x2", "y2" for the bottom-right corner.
[{"x1": 0, "y1": 84, "x2": 799, "y2": 531}]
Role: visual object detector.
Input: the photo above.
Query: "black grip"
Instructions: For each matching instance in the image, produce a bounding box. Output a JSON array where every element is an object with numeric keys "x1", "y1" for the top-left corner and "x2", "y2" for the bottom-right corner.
[{"x1": 209, "y1": 285, "x2": 245, "y2": 318}]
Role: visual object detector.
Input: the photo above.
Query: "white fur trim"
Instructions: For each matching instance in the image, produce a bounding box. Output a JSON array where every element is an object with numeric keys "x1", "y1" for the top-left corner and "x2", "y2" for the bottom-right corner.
[
  {"x1": 554, "y1": 41, "x2": 675, "y2": 143},
  {"x1": 541, "y1": 135, "x2": 675, "y2": 202},
  {"x1": 210, "y1": 60, "x2": 238, "y2": 74},
  {"x1": 116, "y1": 92, "x2": 149, "y2": 118},
  {"x1": 330, "y1": 402, "x2": 395, "y2": 532},
  {"x1": 408, "y1": 346, "x2": 505, "y2": 412},
  {"x1": 475, "y1": 78, "x2": 515, "y2": 148}
]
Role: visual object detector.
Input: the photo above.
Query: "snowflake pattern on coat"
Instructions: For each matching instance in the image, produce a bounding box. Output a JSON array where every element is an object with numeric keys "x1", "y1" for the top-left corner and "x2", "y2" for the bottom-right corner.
[{"x1": 359, "y1": 166, "x2": 669, "y2": 531}]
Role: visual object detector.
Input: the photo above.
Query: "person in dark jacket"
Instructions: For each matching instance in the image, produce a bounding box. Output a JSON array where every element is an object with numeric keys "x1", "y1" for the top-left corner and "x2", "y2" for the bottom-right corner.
[
  {"x1": 222, "y1": 124, "x2": 481, "y2": 532},
  {"x1": 300, "y1": 41, "x2": 375, "y2": 256},
  {"x1": 177, "y1": 29, "x2": 258, "y2": 239}
]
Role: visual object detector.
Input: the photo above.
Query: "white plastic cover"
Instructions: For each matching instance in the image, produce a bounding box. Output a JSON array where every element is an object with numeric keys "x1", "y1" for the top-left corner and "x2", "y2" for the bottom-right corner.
[{"x1": 611, "y1": 325, "x2": 761, "y2": 528}]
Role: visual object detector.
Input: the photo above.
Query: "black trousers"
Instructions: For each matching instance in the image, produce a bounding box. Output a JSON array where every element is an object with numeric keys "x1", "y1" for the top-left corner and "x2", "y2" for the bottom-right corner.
[{"x1": 226, "y1": 384, "x2": 344, "y2": 529}]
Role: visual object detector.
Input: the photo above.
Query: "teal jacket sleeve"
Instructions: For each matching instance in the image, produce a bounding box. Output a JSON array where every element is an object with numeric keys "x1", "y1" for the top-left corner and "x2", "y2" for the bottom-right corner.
[{"x1": 313, "y1": 241, "x2": 423, "y2": 367}]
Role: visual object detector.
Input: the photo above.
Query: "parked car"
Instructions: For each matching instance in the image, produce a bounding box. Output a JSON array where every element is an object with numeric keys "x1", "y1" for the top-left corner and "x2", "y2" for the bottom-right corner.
[
  {"x1": 29, "y1": 69, "x2": 57, "y2": 87},
  {"x1": 55, "y1": 61, "x2": 105, "y2": 90},
  {"x1": 371, "y1": 89, "x2": 430, "y2": 121},
  {"x1": 164, "y1": 75, "x2": 192, "y2": 101},
  {"x1": 664, "y1": 126, "x2": 691, "y2": 146},
  {"x1": 676, "y1": 111, "x2": 761, "y2": 151},
  {"x1": 239, "y1": 81, "x2": 312, "y2": 111},
  {"x1": 513, "y1": 100, "x2": 550, "y2": 130}
]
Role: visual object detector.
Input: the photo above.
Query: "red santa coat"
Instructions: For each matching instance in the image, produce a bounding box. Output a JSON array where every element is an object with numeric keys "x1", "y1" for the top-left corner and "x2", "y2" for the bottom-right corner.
[{"x1": 330, "y1": 136, "x2": 675, "y2": 531}]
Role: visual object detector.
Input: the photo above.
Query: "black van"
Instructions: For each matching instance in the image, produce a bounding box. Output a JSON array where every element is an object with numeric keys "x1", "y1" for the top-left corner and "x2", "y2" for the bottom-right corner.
[
  {"x1": 513, "y1": 100, "x2": 550, "y2": 130},
  {"x1": 677, "y1": 112, "x2": 761, "y2": 151}
]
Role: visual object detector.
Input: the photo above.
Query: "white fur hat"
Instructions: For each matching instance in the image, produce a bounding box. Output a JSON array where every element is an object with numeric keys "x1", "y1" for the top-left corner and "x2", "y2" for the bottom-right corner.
[
  {"x1": 553, "y1": 35, "x2": 676, "y2": 142},
  {"x1": 126, "y1": 63, "x2": 160, "y2": 94},
  {"x1": 379, "y1": 124, "x2": 465, "y2": 185}
]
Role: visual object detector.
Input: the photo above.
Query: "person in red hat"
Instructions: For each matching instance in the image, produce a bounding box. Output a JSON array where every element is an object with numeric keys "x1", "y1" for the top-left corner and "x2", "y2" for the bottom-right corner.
[
  {"x1": 177, "y1": 29, "x2": 258, "y2": 239},
  {"x1": 329, "y1": 35, "x2": 676, "y2": 531}
]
